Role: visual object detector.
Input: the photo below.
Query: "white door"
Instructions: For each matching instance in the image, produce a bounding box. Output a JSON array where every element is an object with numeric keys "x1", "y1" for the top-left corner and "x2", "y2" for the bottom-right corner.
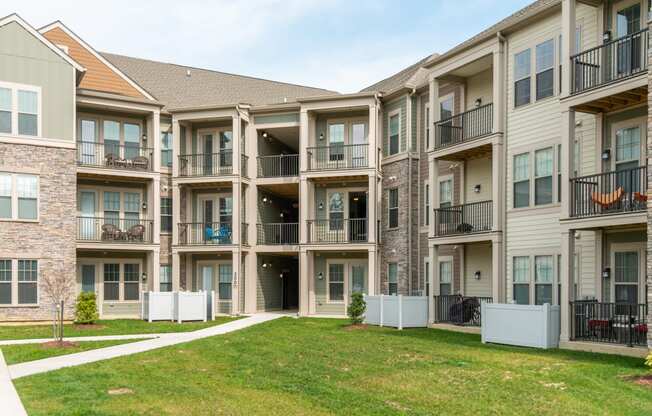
[
  {"x1": 201, "y1": 265, "x2": 214, "y2": 320},
  {"x1": 80, "y1": 191, "x2": 97, "y2": 239}
]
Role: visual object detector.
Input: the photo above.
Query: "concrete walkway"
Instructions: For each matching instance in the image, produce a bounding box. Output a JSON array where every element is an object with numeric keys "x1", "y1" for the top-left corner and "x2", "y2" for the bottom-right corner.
[
  {"x1": 0, "y1": 352, "x2": 27, "y2": 415},
  {"x1": 0, "y1": 333, "x2": 160, "y2": 346},
  {"x1": 7, "y1": 313, "x2": 282, "y2": 380}
]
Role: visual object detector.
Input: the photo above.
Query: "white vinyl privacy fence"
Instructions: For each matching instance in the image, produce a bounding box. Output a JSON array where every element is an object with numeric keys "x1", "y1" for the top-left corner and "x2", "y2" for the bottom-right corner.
[
  {"x1": 364, "y1": 295, "x2": 428, "y2": 329},
  {"x1": 481, "y1": 303, "x2": 560, "y2": 349},
  {"x1": 142, "y1": 291, "x2": 211, "y2": 323}
]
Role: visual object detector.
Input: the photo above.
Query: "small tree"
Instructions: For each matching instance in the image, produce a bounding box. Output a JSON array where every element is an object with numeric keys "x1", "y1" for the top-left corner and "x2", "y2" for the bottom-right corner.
[
  {"x1": 645, "y1": 352, "x2": 652, "y2": 371},
  {"x1": 347, "y1": 292, "x2": 366, "y2": 325},
  {"x1": 41, "y1": 262, "x2": 75, "y2": 342},
  {"x1": 74, "y1": 292, "x2": 99, "y2": 324}
]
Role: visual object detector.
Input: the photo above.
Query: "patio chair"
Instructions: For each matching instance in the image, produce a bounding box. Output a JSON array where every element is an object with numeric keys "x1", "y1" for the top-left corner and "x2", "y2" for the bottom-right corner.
[
  {"x1": 456, "y1": 223, "x2": 474, "y2": 233},
  {"x1": 105, "y1": 153, "x2": 118, "y2": 168},
  {"x1": 132, "y1": 156, "x2": 149, "y2": 170},
  {"x1": 215, "y1": 224, "x2": 232, "y2": 244},
  {"x1": 634, "y1": 192, "x2": 648, "y2": 203},
  {"x1": 591, "y1": 187, "x2": 624, "y2": 209},
  {"x1": 126, "y1": 224, "x2": 145, "y2": 242},
  {"x1": 101, "y1": 223, "x2": 122, "y2": 241}
]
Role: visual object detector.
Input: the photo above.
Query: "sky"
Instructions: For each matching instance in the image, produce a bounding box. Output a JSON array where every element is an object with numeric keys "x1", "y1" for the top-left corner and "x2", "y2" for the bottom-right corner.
[{"x1": 6, "y1": 0, "x2": 533, "y2": 93}]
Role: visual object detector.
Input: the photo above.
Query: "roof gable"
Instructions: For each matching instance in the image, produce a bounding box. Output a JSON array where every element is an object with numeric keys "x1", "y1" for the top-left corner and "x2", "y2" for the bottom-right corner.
[{"x1": 39, "y1": 22, "x2": 154, "y2": 100}]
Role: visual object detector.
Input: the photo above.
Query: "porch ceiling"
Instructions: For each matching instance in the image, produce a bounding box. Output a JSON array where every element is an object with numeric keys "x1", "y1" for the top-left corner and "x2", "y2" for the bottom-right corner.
[
  {"x1": 575, "y1": 86, "x2": 647, "y2": 114},
  {"x1": 311, "y1": 175, "x2": 369, "y2": 185},
  {"x1": 439, "y1": 143, "x2": 492, "y2": 162},
  {"x1": 257, "y1": 183, "x2": 298, "y2": 199}
]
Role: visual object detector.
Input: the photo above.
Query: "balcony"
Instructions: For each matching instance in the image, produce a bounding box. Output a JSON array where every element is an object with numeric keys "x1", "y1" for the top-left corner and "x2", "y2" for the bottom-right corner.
[
  {"x1": 178, "y1": 222, "x2": 232, "y2": 245},
  {"x1": 76, "y1": 141, "x2": 153, "y2": 172},
  {"x1": 178, "y1": 151, "x2": 233, "y2": 177},
  {"x1": 434, "y1": 103, "x2": 493, "y2": 150},
  {"x1": 570, "y1": 166, "x2": 646, "y2": 219},
  {"x1": 307, "y1": 144, "x2": 368, "y2": 171},
  {"x1": 257, "y1": 223, "x2": 299, "y2": 245},
  {"x1": 433, "y1": 295, "x2": 493, "y2": 326},
  {"x1": 257, "y1": 154, "x2": 299, "y2": 178},
  {"x1": 571, "y1": 29, "x2": 648, "y2": 95},
  {"x1": 571, "y1": 301, "x2": 647, "y2": 347},
  {"x1": 77, "y1": 217, "x2": 153, "y2": 244},
  {"x1": 307, "y1": 218, "x2": 368, "y2": 244},
  {"x1": 433, "y1": 200, "x2": 492, "y2": 237}
]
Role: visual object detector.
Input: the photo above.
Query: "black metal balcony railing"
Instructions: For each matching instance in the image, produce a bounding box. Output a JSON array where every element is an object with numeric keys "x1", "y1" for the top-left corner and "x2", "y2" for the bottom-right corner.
[
  {"x1": 178, "y1": 151, "x2": 233, "y2": 177},
  {"x1": 77, "y1": 217, "x2": 153, "y2": 243},
  {"x1": 257, "y1": 223, "x2": 299, "y2": 245},
  {"x1": 571, "y1": 301, "x2": 648, "y2": 347},
  {"x1": 433, "y1": 200, "x2": 492, "y2": 237},
  {"x1": 77, "y1": 141, "x2": 153, "y2": 171},
  {"x1": 570, "y1": 166, "x2": 646, "y2": 218},
  {"x1": 257, "y1": 154, "x2": 299, "y2": 177},
  {"x1": 571, "y1": 29, "x2": 648, "y2": 94},
  {"x1": 178, "y1": 222, "x2": 232, "y2": 245},
  {"x1": 241, "y1": 155, "x2": 249, "y2": 178},
  {"x1": 307, "y1": 218, "x2": 368, "y2": 244},
  {"x1": 434, "y1": 103, "x2": 493, "y2": 149},
  {"x1": 307, "y1": 144, "x2": 368, "y2": 170},
  {"x1": 433, "y1": 295, "x2": 493, "y2": 326},
  {"x1": 241, "y1": 223, "x2": 249, "y2": 246}
]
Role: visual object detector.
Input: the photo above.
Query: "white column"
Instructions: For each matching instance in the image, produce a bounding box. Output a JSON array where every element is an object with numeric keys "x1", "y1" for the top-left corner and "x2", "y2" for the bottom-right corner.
[
  {"x1": 368, "y1": 104, "x2": 378, "y2": 169},
  {"x1": 491, "y1": 238, "x2": 504, "y2": 303},
  {"x1": 429, "y1": 77, "x2": 440, "y2": 150},
  {"x1": 299, "y1": 249, "x2": 310, "y2": 316},
  {"x1": 151, "y1": 110, "x2": 161, "y2": 172},
  {"x1": 492, "y1": 43, "x2": 505, "y2": 133},
  {"x1": 428, "y1": 244, "x2": 438, "y2": 324},
  {"x1": 232, "y1": 180, "x2": 241, "y2": 245},
  {"x1": 244, "y1": 252, "x2": 257, "y2": 313},
  {"x1": 172, "y1": 251, "x2": 181, "y2": 291},
  {"x1": 232, "y1": 114, "x2": 241, "y2": 175},
  {"x1": 246, "y1": 183, "x2": 258, "y2": 248},
  {"x1": 491, "y1": 142, "x2": 504, "y2": 232},
  {"x1": 172, "y1": 185, "x2": 181, "y2": 245},
  {"x1": 459, "y1": 245, "x2": 466, "y2": 295},
  {"x1": 299, "y1": 110, "x2": 309, "y2": 172},
  {"x1": 368, "y1": 248, "x2": 377, "y2": 295},
  {"x1": 594, "y1": 230, "x2": 603, "y2": 301},
  {"x1": 560, "y1": 230, "x2": 576, "y2": 342},
  {"x1": 560, "y1": 109, "x2": 576, "y2": 220},
  {"x1": 151, "y1": 176, "x2": 161, "y2": 244},
  {"x1": 429, "y1": 157, "x2": 439, "y2": 237},
  {"x1": 368, "y1": 173, "x2": 377, "y2": 243},
  {"x1": 172, "y1": 119, "x2": 180, "y2": 177},
  {"x1": 231, "y1": 249, "x2": 241, "y2": 314},
  {"x1": 149, "y1": 248, "x2": 160, "y2": 292},
  {"x1": 299, "y1": 179, "x2": 313, "y2": 244},
  {"x1": 561, "y1": 0, "x2": 577, "y2": 98}
]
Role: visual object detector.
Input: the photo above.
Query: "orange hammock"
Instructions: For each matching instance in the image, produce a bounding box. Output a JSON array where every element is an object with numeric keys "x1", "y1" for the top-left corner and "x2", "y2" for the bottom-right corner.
[
  {"x1": 591, "y1": 187, "x2": 624, "y2": 208},
  {"x1": 634, "y1": 192, "x2": 648, "y2": 202}
]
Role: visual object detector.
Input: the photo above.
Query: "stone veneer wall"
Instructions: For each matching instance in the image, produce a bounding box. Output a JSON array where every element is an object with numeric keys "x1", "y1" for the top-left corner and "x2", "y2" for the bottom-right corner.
[{"x1": 0, "y1": 143, "x2": 76, "y2": 321}]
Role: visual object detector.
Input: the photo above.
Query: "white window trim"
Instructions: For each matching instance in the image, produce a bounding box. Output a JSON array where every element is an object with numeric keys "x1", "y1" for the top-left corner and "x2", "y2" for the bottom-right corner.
[
  {"x1": 196, "y1": 192, "x2": 232, "y2": 224},
  {"x1": 387, "y1": 108, "x2": 401, "y2": 156},
  {"x1": 0, "y1": 258, "x2": 39, "y2": 307},
  {"x1": 387, "y1": 187, "x2": 399, "y2": 229},
  {"x1": 422, "y1": 180, "x2": 430, "y2": 228},
  {"x1": 196, "y1": 260, "x2": 233, "y2": 300},
  {"x1": 510, "y1": 143, "x2": 561, "y2": 211},
  {"x1": 437, "y1": 174, "x2": 454, "y2": 208},
  {"x1": 534, "y1": 38, "x2": 556, "y2": 101},
  {"x1": 424, "y1": 102, "x2": 430, "y2": 151},
  {"x1": 511, "y1": 250, "x2": 561, "y2": 305},
  {"x1": 77, "y1": 185, "x2": 145, "y2": 221},
  {"x1": 195, "y1": 127, "x2": 234, "y2": 154},
  {"x1": 387, "y1": 262, "x2": 399, "y2": 296},
  {"x1": 0, "y1": 172, "x2": 39, "y2": 222},
  {"x1": 423, "y1": 256, "x2": 431, "y2": 296},
  {"x1": 609, "y1": 242, "x2": 645, "y2": 304},
  {"x1": 0, "y1": 81, "x2": 42, "y2": 138},
  {"x1": 439, "y1": 93, "x2": 455, "y2": 120},
  {"x1": 513, "y1": 35, "x2": 562, "y2": 110},
  {"x1": 160, "y1": 197, "x2": 172, "y2": 235},
  {"x1": 438, "y1": 255, "x2": 454, "y2": 294},
  {"x1": 99, "y1": 258, "x2": 143, "y2": 303},
  {"x1": 326, "y1": 117, "x2": 368, "y2": 146},
  {"x1": 326, "y1": 260, "x2": 346, "y2": 304},
  {"x1": 611, "y1": 0, "x2": 645, "y2": 37},
  {"x1": 610, "y1": 117, "x2": 646, "y2": 171}
]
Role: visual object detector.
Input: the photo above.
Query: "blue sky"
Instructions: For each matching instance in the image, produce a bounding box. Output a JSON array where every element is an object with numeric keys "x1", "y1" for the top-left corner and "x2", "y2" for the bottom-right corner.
[{"x1": 8, "y1": 0, "x2": 532, "y2": 93}]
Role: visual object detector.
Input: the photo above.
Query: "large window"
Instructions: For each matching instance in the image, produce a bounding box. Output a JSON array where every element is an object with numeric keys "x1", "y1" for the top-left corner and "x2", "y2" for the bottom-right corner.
[
  {"x1": 123, "y1": 264, "x2": 140, "y2": 301},
  {"x1": 328, "y1": 192, "x2": 344, "y2": 231},
  {"x1": 328, "y1": 263, "x2": 345, "y2": 301},
  {"x1": 0, "y1": 260, "x2": 11, "y2": 305},
  {"x1": 160, "y1": 265, "x2": 172, "y2": 292},
  {"x1": 218, "y1": 264, "x2": 233, "y2": 300},
  {"x1": 388, "y1": 263, "x2": 398, "y2": 295},
  {"x1": 439, "y1": 178, "x2": 452, "y2": 208},
  {"x1": 0, "y1": 83, "x2": 40, "y2": 137},
  {"x1": 534, "y1": 256, "x2": 553, "y2": 305},
  {"x1": 423, "y1": 182, "x2": 430, "y2": 226},
  {"x1": 388, "y1": 188, "x2": 399, "y2": 228},
  {"x1": 514, "y1": 49, "x2": 531, "y2": 107},
  {"x1": 535, "y1": 39, "x2": 555, "y2": 100},
  {"x1": 615, "y1": 126, "x2": 641, "y2": 171},
  {"x1": 124, "y1": 193, "x2": 140, "y2": 228},
  {"x1": 424, "y1": 103, "x2": 430, "y2": 150},
  {"x1": 439, "y1": 260, "x2": 452, "y2": 295},
  {"x1": 513, "y1": 256, "x2": 530, "y2": 304},
  {"x1": 388, "y1": 112, "x2": 400, "y2": 155},
  {"x1": 161, "y1": 131, "x2": 172, "y2": 168},
  {"x1": 0, "y1": 173, "x2": 38, "y2": 220},
  {"x1": 17, "y1": 260, "x2": 37, "y2": 304},
  {"x1": 161, "y1": 197, "x2": 172, "y2": 233},
  {"x1": 103, "y1": 263, "x2": 120, "y2": 301},
  {"x1": 534, "y1": 148, "x2": 553, "y2": 205},
  {"x1": 513, "y1": 154, "x2": 530, "y2": 208},
  {"x1": 614, "y1": 251, "x2": 638, "y2": 304},
  {"x1": 104, "y1": 192, "x2": 120, "y2": 226},
  {"x1": 328, "y1": 123, "x2": 345, "y2": 161}
]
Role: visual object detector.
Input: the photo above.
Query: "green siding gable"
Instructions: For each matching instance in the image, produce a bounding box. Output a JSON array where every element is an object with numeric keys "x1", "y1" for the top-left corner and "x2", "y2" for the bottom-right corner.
[{"x1": 382, "y1": 96, "x2": 407, "y2": 156}]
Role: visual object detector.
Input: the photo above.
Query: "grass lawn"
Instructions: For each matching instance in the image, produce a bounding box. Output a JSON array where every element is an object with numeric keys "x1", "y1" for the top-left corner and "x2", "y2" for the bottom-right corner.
[
  {"x1": 0, "y1": 316, "x2": 238, "y2": 340},
  {"x1": 1, "y1": 339, "x2": 148, "y2": 365},
  {"x1": 14, "y1": 318, "x2": 652, "y2": 415}
]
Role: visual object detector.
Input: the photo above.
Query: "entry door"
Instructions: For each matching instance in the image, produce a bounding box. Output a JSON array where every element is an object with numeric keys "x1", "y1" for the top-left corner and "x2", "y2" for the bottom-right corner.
[
  {"x1": 202, "y1": 134, "x2": 214, "y2": 175},
  {"x1": 201, "y1": 265, "x2": 214, "y2": 319},
  {"x1": 349, "y1": 263, "x2": 367, "y2": 295},
  {"x1": 348, "y1": 192, "x2": 367, "y2": 242},
  {"x1": 81, "y1": 264, "x2": 96, "y2": 293},
  {"x1": 219, "y1": 131, "x2": 233, "y2": 171},
  {"x1": 80, "y1": 191, "x2": 97, "y2": 239},
  {"x1": 612, "y1": 249, "x2": 642, "y2": 309},
  {"x1": 80, "y1": 119, "x2": 97, "y2": 164},
  {"x1": 615, "y1": 3, "x2": 642, "y2": 75}
]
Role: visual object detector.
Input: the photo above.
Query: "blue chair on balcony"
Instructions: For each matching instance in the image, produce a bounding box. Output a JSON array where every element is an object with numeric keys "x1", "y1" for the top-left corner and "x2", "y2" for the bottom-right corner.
[{"x1": 204, "y1": 224, "x2": 231, "y2": 244}]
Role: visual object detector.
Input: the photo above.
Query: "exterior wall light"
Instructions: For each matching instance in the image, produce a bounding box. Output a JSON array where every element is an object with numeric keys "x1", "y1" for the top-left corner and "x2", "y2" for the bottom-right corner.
[
  {"x1": 474, "y1": 271, "x2": 481, "y2": 280},
  {"x1": 317, "y1": 272, "x2": 324, "y2": 280},
  {"x1": 473, "y1": 184, "x2": 481, "y2": 193},
  {"x1": 141, "y1": 272, "x2": 147, "y2": 282}
]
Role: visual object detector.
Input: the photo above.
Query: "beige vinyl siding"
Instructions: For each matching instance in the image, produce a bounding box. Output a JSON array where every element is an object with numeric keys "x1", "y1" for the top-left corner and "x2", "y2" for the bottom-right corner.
[
  {"x1": 256, "y1": 259, "x2": 282, "y2": 311},
  {"x1": 0, "y1": 22, "x2": 75, "y2": 141},
  {"x1": 410, "y1": 95, "x2": 418, "y2": 151},
  {"x1": 101, "y1": 302, "x2": 140, "y2": 318},
  {"x1": 465, "y1": 68, "x2": 493, "y2": 109},
  {"x1": 464, "y1": 243, "x2": 492, "y2": 297},
  {"x1": 382, "y1": 96, "x2": 407, "y2": 156},
  {"x1": 464, "y1": 157, "x2": 492, "y2": 203},
  {"x1": 576, "y1": 231, "x2": 597, "y2": 299}
]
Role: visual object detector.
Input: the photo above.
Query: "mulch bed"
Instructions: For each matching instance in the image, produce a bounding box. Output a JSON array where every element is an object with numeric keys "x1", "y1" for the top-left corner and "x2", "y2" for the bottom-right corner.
[
  {"x1": 40, "y1": 340, "x2": 79, "y2": 349},
  {"x1": 343, "y1": 324, "x2": 369, "y2": 331},
  {"x1": 73, "y1": 324, "x2": 106, "y2": 331},
  {"x1": 630, "y1": 375, "x2": 652, "y2": 388}
]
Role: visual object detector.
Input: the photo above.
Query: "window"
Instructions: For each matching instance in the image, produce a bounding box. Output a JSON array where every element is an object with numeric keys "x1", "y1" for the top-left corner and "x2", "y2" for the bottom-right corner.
[
  {"x1": 440, "y1": 260, "x2": 452, "y2": 295},
  {"x1": 161, "y1": 198, "x2": 172, "y2": 233},
  {"x1": 0, "y1": 260, "x2": 11, "y2": 305},
  {"x1": 388, "y1": 263, "x2": 398, "y2": 295},
  {"x1": 423, "y1": 182, "x2": 430, "y2": 226},
  {"x1": 614, "y1": 251, "x2": 638, "y2": 304},
  {"x1": 160, "y1": 265, "x2": 172, "y2": 292},
  {"x1": 103, "y1": 120, "x2": 121, "y2": 156},
  {"x1": 103, "y1": 263, "x2": 120, "y2": 301},
  {"x1": 424, "y1": 259, "x2": 430, "y2": 296},
  {"x1": 328, "y1": 263, "x2": 344, "y2": 301},
  {"x1": 388, "y1": 188, "x2": 399, "y2": 228},
  {"x1": 535, "y1": 148, "x2": 553, "y2": 205},
  {"x1": 514, "y1": 49, "x2": 531, "y2": 107},
  {"x1": 0, "y1": 173, "x2": 38, "y2": 220},
  {"x1": 124, "y1": 193, "x2": 140, "y2": 229},
  {"x1": 557, "y1": 144, "x2": 562, "y2": 203},
  {"x1": 328, "y1": 192, "x2": 344, "y2": 231},
  {"x1": 513, "y1": 154, "x2": 529, "y2": 208},
  {"x1": 123, "y1": 264, "x2": 140, "y2": 301},
  {"x1": 439, "y1": 96, "x2": 454, "y2": 145},
  {"x1": 17, "y1": 260, "x2": 37, "y2": 304},
  {"x1": 535, "y1": 39, "x2": 555, "y2": 100},
  {"x1": 424, "y1": 103, "x2": 430, "y2": 150},
  {"x1": 219, "y1": 264, "x2": 233, "y2": 300},
  {"x1": 389, "y1": 112, "x2": 400, "y2": 155},
  {"x1": 103, "y1": 192, "x2": 120, "y2": 227},
  {"x1": 328, "y1": 123, "x2": 344, "y2": 161},
  {"x1": 0, "y1": 83, "x2": 40, "y2": 137},
  {"x1": 440, "y1": 96, "x2": 453, "y2": 120},
  {"x1": 615, "y1": 126, "x2": 640, "y2": 171},
  {"x1": 535, "y1": 256, "x2": 553, "y2": 305},
  {"x1": 513, "y1": 256, "x2": 530, "y2": 304},
  {"x1": 161, "y1": 131, "x2": 172, "y2": 167},
  {"x1": 439, "y1": 179, "x2": 452, "y2": 208}
]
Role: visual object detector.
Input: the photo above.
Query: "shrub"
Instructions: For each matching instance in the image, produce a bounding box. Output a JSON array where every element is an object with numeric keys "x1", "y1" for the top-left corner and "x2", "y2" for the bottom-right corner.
[
  {"x1": 74, "y1": 292, "x2": 99, "y2": 324},
  {"x1": 646, "y1": 352, "x2": 652, "y2": 371},
  {"x1": 347, "y1": 292, "x2": 366, "y2": 325}
]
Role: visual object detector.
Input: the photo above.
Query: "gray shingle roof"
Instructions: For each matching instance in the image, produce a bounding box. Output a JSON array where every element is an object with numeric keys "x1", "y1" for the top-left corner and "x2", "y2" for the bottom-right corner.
[
  {"x1": 101, "y1": 53, "x2": 337, "y2": 111},
  {"x1": 359, "y1": 54, "x2": 434, "y2": 93}
]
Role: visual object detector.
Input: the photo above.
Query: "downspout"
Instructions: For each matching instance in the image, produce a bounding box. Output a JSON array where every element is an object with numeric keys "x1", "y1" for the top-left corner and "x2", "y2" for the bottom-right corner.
[
  {"x1": 497, "y1": 30, "x2": 508, "y2": 302},
  {"x1": 407, "y1": 87, "x2": 416, "y2": 295}
]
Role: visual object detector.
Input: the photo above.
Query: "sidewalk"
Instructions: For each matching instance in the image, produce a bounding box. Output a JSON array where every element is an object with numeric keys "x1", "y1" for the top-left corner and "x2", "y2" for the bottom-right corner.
[
  {"x1": 6, "y1": 313, "x2": 282, "y2": 380},
  {"x1": 0, "y1": 352, "x2": 27, "y2": 416}
]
